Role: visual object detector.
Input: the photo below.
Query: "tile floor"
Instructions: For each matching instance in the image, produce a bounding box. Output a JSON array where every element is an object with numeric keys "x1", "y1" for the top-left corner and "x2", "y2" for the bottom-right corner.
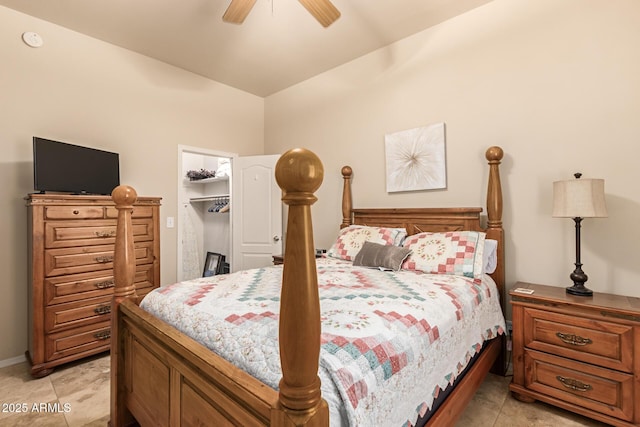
[{"x1": 0, "y1": 353, "x2": 610, "y2": 426}]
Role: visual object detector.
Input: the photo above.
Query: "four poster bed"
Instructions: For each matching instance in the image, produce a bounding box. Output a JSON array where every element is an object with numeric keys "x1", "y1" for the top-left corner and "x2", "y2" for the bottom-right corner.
[{"x1": 109, "y1": 146, "x2": 506, "y2": 427}]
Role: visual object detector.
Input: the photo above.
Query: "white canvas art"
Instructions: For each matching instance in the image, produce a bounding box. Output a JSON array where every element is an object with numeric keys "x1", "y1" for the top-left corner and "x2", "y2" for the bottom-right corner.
[{"x1": 385, "y1": 122, "x2": 446, "y2": 193}]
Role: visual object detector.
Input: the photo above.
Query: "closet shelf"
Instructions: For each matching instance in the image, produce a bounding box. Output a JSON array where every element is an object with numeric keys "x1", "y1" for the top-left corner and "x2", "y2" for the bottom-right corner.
[{"x1": 184, "y1": 176, "x2": 229, "y2": 185}]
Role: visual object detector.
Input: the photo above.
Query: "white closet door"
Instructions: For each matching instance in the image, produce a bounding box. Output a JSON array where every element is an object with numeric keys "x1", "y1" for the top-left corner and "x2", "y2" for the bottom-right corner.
[{"x1": 231, "y1": 155, "x2": 282, "y2": 272}]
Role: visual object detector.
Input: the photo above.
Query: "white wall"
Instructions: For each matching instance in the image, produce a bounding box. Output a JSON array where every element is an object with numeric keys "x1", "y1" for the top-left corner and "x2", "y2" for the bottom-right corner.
[
  {"x1": 265, "y1": 0, "x2": 640, "y2": 312},
  {"x1": 0, "y1": 6, "x2": 264, "y2": 361}
]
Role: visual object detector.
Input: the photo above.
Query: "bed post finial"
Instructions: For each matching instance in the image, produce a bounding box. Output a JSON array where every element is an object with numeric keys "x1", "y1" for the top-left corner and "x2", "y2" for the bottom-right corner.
[
  {"x1": 273, "y1": 148, "x2": 329, "y2": 426},
  {"x1": 341, "y1": 166, "x2": 353, "y2": 229}
]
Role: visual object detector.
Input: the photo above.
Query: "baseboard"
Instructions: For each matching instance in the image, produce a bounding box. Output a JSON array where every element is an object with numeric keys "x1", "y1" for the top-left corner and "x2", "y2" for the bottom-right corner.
[{"x1": 0, "y1": 354, "x2": 26, "y2": 368}]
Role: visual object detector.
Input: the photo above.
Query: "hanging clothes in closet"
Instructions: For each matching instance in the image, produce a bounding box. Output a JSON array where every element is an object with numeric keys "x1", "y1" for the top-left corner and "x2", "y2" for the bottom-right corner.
[{"x1": 207, "y1": 196, "x2": 229, "y2": 213}]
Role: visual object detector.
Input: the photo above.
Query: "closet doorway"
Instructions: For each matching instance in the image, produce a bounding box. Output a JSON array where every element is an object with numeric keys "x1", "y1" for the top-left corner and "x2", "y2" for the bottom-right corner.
[{"x1": 177, "y1": 145, "x2": 282, "y2": 282}]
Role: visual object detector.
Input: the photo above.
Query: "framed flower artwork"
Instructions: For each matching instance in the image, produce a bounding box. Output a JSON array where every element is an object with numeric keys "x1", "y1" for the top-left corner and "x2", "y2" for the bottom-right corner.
[{"x1": 384, "y1": 122, "x2": 446, "y2": 193}]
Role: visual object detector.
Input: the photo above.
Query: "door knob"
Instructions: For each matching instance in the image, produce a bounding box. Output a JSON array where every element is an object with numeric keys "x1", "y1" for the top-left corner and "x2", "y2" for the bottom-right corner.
[{"x1": 273, "y1": 236, "x2": 280, "y2": 242}]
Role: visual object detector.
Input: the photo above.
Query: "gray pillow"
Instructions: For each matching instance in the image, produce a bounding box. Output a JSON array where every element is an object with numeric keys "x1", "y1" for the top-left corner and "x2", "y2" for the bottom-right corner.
[{"x1": 353, "y1": 241, "x2": 412, "y2": 271}]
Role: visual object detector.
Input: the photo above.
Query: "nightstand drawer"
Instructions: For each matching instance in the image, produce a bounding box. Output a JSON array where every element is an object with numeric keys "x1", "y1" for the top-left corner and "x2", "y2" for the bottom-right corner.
[
  {"x1": 524, "y1": 349, "x2": 634, "y2": 422},
  {"x1": 523, "y1": 307, "x2": 634, "y2": 372}
]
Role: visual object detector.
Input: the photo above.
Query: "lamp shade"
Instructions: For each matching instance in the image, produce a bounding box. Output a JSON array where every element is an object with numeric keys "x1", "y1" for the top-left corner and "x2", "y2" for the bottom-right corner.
[{"x1": 552, "y1": 178, "x2": 608, "y2": 218}]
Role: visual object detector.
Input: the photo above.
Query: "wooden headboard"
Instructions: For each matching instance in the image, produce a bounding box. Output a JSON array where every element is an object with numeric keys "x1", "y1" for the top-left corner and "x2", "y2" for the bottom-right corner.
[
  {"x1": 351, "y1": 207, "x2": 484, "y2": 234},
  {"x1": 338, "y1": 146, "x2": 505, "y2": 304}
]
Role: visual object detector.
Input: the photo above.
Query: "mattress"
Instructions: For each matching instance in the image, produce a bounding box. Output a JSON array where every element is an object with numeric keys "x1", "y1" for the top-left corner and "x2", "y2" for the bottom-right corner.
[{"x1": 140, "y1": 257, "x2": 505, "y2": 426}]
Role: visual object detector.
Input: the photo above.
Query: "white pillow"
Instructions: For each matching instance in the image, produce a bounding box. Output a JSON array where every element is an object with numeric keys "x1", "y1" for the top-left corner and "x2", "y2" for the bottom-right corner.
[{"x1": 483, "y1": 239, "x2": 498, "y2": 274}]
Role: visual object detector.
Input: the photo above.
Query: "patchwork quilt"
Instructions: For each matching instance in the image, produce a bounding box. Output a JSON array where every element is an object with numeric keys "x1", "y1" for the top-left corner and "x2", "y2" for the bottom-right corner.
[{"x1": 140, "y1": 257, "x2": 505, "y2": 427}]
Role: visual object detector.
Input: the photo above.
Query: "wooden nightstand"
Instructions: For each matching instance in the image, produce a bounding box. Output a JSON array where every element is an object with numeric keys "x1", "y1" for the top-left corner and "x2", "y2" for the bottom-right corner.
[{"x1": 509, "y1": 282, "x2": 640, "y2": 427}]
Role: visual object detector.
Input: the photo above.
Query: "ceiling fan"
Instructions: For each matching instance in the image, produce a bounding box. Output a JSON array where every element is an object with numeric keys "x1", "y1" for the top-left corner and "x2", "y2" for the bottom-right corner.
[{"x1": 223, "y1": 0, "x2": 341, "y2": 27}]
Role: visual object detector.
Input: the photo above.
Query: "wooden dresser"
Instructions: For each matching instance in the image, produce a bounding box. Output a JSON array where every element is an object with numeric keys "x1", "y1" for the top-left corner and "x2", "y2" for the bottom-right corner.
[
  {"x1": 26, "y1": 193, "x2": 161, "y2": 378},
  {"x1": 510, "y1": 282, "x2": 640, "y2": 427}
]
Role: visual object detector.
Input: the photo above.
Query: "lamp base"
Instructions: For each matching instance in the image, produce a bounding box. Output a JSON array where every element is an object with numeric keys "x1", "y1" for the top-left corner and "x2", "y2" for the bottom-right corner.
[
  {"x1": 568, "y1": 258, "x2": 592, "y2": 296},
  {"x1": 566, "y1": 283, "x2": 593, "y2": 296}
]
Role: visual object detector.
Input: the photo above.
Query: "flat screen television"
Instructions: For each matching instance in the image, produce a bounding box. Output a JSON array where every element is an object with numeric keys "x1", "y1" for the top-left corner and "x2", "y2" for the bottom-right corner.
[{"x1": 33, "y1": 137, "x2": 120, "y2": 195}]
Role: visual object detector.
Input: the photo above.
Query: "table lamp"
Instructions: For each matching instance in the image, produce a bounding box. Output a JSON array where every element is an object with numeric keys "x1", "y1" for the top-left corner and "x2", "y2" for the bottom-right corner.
[{"x1": 552, "y1": 173, "x2": 607, "y2": 296}]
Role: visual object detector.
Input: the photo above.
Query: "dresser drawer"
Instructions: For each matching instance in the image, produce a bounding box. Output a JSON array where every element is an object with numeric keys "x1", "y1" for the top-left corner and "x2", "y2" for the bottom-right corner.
[
  {"x1": 45, "y1": 264, "x2": 156, "y2": 305},
  {"x1": 45, "y1": 218, "x2": 154, "y2": 248},
  {"x1": 45, "y1": 295, "x2": 112, "y2": 332},
  {"x1": 45, "y1": 321, "x2": 111, "y2": 362},
  {"x1": 523, "y1": 307, "x2": 634, "y2": 372},
  {"x1": 105, "y1": 205, "x2": 154, "y2": 218},
  {"x1": 44, "y1": 205, "x2": 105, "y2": 220},
  {"x1": 524, "y1": 349, "x2": 634, "y2": 422},
  {"x1": 44, "y1": 241, "x2": 155, "y2": 277}
]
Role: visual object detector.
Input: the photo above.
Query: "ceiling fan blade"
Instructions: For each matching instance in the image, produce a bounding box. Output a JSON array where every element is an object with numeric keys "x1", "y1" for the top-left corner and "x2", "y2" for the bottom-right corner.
[
  {"x1": 298, "y1": 0, "x2": 341, "y2": 27},
  {"x1": 223, "y1": 0, "x2": 257, "y2": 24}
]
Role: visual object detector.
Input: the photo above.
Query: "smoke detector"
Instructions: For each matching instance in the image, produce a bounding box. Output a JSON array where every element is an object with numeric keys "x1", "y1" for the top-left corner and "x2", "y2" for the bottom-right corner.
[{"x1": 22, "y1": 32, "x2": 43, "y2": 48}]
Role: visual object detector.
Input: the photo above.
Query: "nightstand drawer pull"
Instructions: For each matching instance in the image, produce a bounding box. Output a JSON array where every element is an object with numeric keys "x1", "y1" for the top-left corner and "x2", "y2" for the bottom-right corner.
[
  {"x1": 95, "y1": 280, "x2": 115, "y2": 289},
  {"x1": 94, "y1": 331, "x2": 111, "y2": 340},
  {"x1": 94, "y1": 305, "x2": 111, "y2": 315},
  {"x1": 556, "y1": 332, "x2": 592, "y2": 346},
  {"x1": 94, "y1": 230, "x2": 116, "y2": 238},
  {"x1": 556, "y1": 375, "x2": 592, "y2": 392},
  {"x1": 95, "y1": 255, "x2": 114, "y2": 263}
]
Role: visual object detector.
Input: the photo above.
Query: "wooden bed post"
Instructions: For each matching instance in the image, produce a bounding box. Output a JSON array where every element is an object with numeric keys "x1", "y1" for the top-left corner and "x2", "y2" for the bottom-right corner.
[
  {"x1": 485, "y1": 146, "x2": 504, "y2": 298},
  {"x1": 340, "y1": 166, "x2": 353, "y2": 229},
  {"x1": 110, "y1": 185, "x2": 138, "y2": 427},
  {"x1": 484, "y1": 146, "x2": 506, "y2": 376},
  {"x1": 273, "y1": 148, "x2": 329, "y2": 426}
]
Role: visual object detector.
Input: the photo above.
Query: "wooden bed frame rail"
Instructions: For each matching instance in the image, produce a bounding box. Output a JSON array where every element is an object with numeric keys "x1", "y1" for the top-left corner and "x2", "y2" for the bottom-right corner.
[{"x1": 110, "y1": 146, "x2": 505, "y2": 427}]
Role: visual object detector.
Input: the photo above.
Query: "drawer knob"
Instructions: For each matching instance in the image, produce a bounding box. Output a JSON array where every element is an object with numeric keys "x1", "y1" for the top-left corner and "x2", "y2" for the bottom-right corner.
[
  {"x1": 73, "y1": 210, "x2": 79, "y2": 215},
  {"x1": 556, "y1": 375, "x2": 592, "y2": 392},
  {"x1": 95, "y1": 230, "x2": 116, "y2": 238},
  {"x1": 95, "y1": 255, "x2": 114, "y2": 263},
  {"x1": 95, "y1": 280, "x2": 115, "y2": 289},
  {"x1": 94, "y1": 305, "x2": 112, "y2": 315},
  {"x1": 94, "y1": 330, "x2": 111, "y2": 340},
  {"x1": 556, "y1": 332, "x2": 592, "y2": 346}
]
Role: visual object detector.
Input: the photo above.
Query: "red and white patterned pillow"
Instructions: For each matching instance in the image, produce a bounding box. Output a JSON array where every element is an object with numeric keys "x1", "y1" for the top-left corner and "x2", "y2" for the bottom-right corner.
[
  {"x1": 327, "y1": 226, "x2": 406, "y2": 261},
  {"x1": 401, "y1": 231, "x2": 486, "y2": 279}
]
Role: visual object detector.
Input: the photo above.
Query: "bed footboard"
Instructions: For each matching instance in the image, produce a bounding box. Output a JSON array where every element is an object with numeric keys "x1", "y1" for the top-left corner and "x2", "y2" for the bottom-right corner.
[{"x1": 114, "y1": 297, "x2": 278, "y2": 426}]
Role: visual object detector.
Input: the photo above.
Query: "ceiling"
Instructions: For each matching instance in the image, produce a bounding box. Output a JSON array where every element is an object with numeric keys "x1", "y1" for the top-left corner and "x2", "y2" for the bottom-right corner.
[{"x1": 0, "y1": 0, "x2": 493, "y2": 97}]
